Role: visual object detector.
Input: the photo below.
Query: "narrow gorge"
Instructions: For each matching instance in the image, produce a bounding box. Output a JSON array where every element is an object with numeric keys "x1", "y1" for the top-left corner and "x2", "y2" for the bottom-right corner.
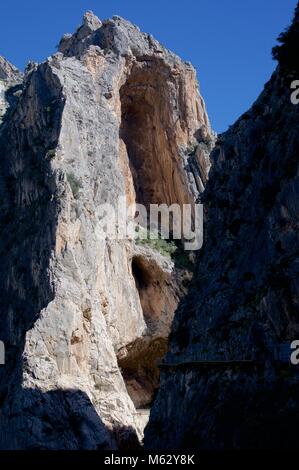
[{"x1": 0, "y1": 4, "x2": 298, "y2": 451}]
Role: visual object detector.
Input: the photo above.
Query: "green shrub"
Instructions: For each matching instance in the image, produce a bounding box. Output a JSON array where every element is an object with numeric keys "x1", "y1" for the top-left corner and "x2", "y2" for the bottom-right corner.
[
  {"x1": 135, "y1": 227, "x2": 177, "y2": 258},
  {"x1": 46, "y1": 149, "x2": 56, "y2": 159},
  {"x1": 135, "y1": 227, "x2": 195, "y2": 271}
]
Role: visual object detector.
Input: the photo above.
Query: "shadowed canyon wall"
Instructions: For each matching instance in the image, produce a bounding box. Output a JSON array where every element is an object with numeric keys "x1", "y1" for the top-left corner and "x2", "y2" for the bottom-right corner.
[{"x1": 145, "y1": 4, "x2": 299, "y2": 450}]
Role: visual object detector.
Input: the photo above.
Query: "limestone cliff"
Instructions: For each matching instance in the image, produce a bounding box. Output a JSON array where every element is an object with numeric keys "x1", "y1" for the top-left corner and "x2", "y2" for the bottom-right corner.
[
  {"x1": 0, "y1": 12, "x2": 212, "y2": 449},
  {"x1": 145, "y1": 5, "x2": 299, "y2": 449},
  {"x1": 0, "y1": 56, "x2": 22, "y2": 123}
]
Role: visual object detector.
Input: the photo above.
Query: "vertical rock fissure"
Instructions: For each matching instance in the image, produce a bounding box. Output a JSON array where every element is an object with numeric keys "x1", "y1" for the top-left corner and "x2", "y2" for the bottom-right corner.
[{"x1": 117, "y1": 63, "x2": 197, "y2": 425}]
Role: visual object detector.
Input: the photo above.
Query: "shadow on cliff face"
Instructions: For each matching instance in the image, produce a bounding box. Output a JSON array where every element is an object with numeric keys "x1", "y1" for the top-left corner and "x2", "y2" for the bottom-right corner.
[
  {"x1": 145, "y1": 3, "x2": 299, "y2": 450},
  {"x1": 0, "y1": 387, "x2": 139, "y2": 450},
  {"x1": 146, "y1": 367, "x2": 299, "y2": 450},
  {"x1": 0, "y1": 62, "x2": 66, "y2": 415},
  {"x1": 0, "y1": 63, "x2": 63, "y2": 355},
  {"x1": 0, "y1": 64, "x2": 64, "y2": 439}
]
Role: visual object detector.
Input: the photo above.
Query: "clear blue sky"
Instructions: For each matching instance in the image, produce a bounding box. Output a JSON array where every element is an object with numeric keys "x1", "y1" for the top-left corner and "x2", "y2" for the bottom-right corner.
[{"x1": 0, "y1": 0, "x2": 297, "y2": 132}]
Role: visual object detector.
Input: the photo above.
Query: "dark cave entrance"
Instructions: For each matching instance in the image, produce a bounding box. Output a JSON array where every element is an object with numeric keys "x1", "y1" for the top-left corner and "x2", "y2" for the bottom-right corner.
[
  {"x1": 131, "y1": 256, "x2": 151, "y2": 291},
  {"x1": 130, "y1": 255, "x2": 162, "y2": 330},
  {"x1": 118, "y1": 255, "x2": 168, "y2": 415}
]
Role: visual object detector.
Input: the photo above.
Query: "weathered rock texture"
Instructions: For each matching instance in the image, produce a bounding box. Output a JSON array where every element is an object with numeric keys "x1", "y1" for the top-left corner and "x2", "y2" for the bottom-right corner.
[
  {"x1": 0, "y1": 12, "x2": 212, "y2": 449},
  {"x1": 0, "y1": 57, "x2": 22, "y2": 122},
  {"x1": 145, "y1": 5, "x2": 299, "y2": 449}
]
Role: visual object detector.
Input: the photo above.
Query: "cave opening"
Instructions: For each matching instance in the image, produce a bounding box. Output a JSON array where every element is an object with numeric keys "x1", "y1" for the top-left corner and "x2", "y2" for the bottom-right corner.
[
  {"x1": 118, "y1": 256, "x2": 168, "y2": 413},
  {"x1": 117, "y1": 61, "x2": 193, "y2": 429},
  {"x1": 119, "y1": 59, "x2": 191, "y2": 210},
  {"x1": 131, "y1": 256, "x2": 151, "y2": 291},
  {"x1": 130, "y1": 255, "x2": 167, "y2": 332}
]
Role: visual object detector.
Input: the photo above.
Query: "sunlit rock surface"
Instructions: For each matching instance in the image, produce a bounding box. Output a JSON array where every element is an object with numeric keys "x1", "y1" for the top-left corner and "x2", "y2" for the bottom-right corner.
[{"x1": 0, "y1": 12, "x2": 212, "y2": 449}]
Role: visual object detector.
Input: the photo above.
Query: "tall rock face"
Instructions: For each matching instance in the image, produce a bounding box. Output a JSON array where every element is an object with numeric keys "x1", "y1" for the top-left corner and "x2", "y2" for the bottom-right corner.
[
  {"x1": 145, "y1": 6, "x2": 299, "y2": 449},
  {"x1": 0, "y1": 57, "x2": 23, "y2": 123},
  {"x1": 0, "y1": 12, "x2": 212, "y2": 449}
]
